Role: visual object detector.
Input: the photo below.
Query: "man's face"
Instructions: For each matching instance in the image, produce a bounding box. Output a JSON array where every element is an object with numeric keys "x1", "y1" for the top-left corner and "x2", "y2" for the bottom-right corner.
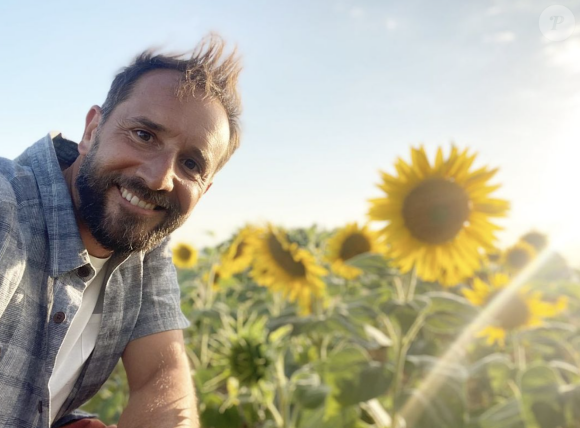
[{"x1": 75, "y1": 69, "x2": 230, "y2": 254}]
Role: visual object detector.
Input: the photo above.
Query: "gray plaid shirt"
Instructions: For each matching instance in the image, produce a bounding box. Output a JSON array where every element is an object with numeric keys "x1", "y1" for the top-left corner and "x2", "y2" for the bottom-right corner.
[{"x1": 0, "y1": 134, "x2": 190, "y2": 427}]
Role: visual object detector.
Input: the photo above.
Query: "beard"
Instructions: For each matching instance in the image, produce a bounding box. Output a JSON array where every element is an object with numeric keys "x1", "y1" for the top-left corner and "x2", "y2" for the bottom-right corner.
[{"x1": 75, "y1": 136, "x2": 187, "y2": 254}]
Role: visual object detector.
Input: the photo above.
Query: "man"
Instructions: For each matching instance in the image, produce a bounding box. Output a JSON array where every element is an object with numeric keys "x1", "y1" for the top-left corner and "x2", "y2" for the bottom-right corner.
[{"x1": 0, "y1": 35, "x2": 242, "y2": 427}]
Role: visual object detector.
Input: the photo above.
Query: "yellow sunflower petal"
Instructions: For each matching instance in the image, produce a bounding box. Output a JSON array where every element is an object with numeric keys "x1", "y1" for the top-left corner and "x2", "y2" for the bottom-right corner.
[
  {"x1": 468, "y1": 274, "x2": 565, "y2": 344},
  {"x1": 368, "y1": 145, "x2": 508, "y2": 287},
  {"x1": 326, "y1": 222, "x2": 386, "y2": 279},
  {"x1": 172, "y1": 243, "x2": 198, "y2": 269},
  {"x1": 220, "y1": 225, "x2": 258, "y2": 278},
  {"x1": 249, "y1": 225, "x2": 327, "y2": 314}
]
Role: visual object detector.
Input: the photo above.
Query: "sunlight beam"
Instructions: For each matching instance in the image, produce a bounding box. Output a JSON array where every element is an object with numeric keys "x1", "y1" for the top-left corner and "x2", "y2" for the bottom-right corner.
[{"x1": 398, "y1": 242, "x2": 563, "y2": 427}]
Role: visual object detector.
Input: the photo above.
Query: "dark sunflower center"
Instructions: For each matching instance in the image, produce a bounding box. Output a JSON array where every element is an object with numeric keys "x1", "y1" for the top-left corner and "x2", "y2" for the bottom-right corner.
[
  {"x1": 267, "y1": 233, "x2": 306, "y2": 278},
  {"x1": 507, "y1": 249, "x2": 532, "y2": 270},
  {"x1": 339, "y1": 233, "x2": 372, "y2": 261},
  {"x1": 489, "y1": 292, "x2": 530, "y2": 330},
  {"x1": 522, "y1": 233, "x2": 547, "y2": 252},
  {"x1": 402, "y1": 179, "x2": 470, "y2": 244},
  {"x1": 177, "y1": 246, "x2": 192, "y2": 260},
  {"x1": 229, "y1": 338, "x2": 270, "y2": 385},
  {"x1": 234, "y1": 241, "x2": 246, "y2": 259}
]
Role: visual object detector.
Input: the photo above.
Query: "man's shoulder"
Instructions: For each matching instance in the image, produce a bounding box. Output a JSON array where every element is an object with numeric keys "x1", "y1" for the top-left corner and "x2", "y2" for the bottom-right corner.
[
  {"x1": 0, "y1": 135, "x2": 67, "y2": 208},
  {"x1": 0, "y1": 153, "x2": 40, "y2": 207},
  {"x1": 0, "y1": 157, "x2": 20, "y2": 206}
]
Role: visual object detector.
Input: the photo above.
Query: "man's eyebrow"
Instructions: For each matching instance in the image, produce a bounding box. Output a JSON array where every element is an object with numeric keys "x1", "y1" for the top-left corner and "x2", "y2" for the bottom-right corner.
[{"x1": 126, "y1": 116, "x2": 169, "y2": 134}]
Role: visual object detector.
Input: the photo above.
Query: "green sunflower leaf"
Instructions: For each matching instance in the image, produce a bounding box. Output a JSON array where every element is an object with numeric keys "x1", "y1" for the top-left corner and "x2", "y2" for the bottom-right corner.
[
  {"x1": 477, "y1": 397, "x2": 525, "y2": 428},
  {"x1": 345, "y1": 253, "x2": 397, "y2": 276},
  {"x1": 519, "y1": 364, "x2": 564, "y2": 428}
]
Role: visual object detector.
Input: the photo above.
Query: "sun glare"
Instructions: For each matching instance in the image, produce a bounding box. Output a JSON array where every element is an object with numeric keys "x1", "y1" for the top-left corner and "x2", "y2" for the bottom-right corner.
[{"x1": 398, "y1": 241, "x2": 564, "y2": 427}]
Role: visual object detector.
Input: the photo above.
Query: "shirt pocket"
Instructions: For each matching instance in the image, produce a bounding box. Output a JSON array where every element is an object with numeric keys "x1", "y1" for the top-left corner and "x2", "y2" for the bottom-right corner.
[{"x1": 81, "y1": 314, "x2": 102, "y2": 361}]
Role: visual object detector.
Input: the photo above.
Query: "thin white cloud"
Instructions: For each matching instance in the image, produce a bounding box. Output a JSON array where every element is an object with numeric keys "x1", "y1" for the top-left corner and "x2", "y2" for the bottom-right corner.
[
  {"x1": 483, "y1": 31, "x2": 516, "y2": 43},
  {"x1": 385, "y1": 18, "x2": 398, "y2": 31},
  {"x1": 485, "y1": 0, "x2": 547, "y2": 16},
  {"x1": 544, "y1": 36, "x2": 580, "y2": 73},
  {"x1": 486, "y1": 6, "x2": 503, "y2": 16},
  {"x1": 349, "y1": 6, "x2": 364, "y2": 19}
]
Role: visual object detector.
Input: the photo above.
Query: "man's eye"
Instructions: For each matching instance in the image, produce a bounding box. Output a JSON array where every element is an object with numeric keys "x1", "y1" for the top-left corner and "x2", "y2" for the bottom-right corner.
[
  {"x1": 135, "y1": 130, "x2": 153, "y2": 142},
  {"x1": 183, "y1": 159, "x2": 198, "y2": 171}
]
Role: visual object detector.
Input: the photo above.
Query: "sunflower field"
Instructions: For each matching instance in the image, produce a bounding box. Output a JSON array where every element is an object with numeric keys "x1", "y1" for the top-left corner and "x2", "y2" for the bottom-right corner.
[{"x1": 83, "y1": 146, "x2": 580, "y2": 428}]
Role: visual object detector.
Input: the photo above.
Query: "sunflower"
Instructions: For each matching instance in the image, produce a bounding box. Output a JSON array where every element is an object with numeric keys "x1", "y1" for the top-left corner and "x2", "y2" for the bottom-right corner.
[
  {"x1": 220, "y1": 225, "x2": 257, "y2": 279},
  {"x1": 368, "y1": 146, "x2": 509, "y2": 286},
  {"x1": 227, "y1": 335, "x2": 272, "y2": 386},
  {"x1": 207, "y1": 313, "x2": 272, "y2": 388},
  {"x1": 326, "y1": 222, "x2": 387, "y2": 279},
  {"x1": 521, "y1": 231, "x2": 548, "y2": 252},
  {"x1": 172, "y1": 243, "x2": 198, "y2": 268},
  {"x1": 503, "y1": 241, "x2": 536, "y2": 273},
  {"x1": 463, "y1": 273, "x2": 567, "y2": 346},
  {"x1": 249, "y1": 225, "x2": 327, "y2": 313}
]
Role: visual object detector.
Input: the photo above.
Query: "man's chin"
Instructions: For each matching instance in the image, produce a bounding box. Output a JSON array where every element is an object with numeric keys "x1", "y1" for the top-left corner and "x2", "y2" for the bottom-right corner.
[
  {"x1": 100, "y1": 217, "x2": 183, "y2": 254},
  {"x1": 95, "y1": 228, "x2": 165, "y2": 254},
  {"x1": 91, "y1": 198, "x2": 183, "y2": 254}
]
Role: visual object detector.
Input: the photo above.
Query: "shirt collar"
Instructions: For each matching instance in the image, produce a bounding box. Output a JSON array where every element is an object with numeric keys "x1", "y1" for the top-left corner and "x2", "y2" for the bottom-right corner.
[{"x1": 27, "y1": 133, "x2": 90, "y2": 277}]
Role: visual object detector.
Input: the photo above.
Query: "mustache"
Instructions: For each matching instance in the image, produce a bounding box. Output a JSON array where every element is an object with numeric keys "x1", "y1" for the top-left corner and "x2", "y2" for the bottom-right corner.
[{"x1": 113, "y1": 176, "x2": 179, "y2": 211}]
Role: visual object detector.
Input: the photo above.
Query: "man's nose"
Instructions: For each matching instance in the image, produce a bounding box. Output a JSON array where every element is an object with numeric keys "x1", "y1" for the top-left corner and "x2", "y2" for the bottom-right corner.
[{"x1": 136, "y1": 154, "x2": 177, "y2": 192}]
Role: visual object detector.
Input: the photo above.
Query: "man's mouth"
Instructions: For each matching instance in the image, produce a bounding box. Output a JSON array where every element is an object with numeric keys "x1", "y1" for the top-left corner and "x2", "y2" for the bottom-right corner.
[{"x1": 118, "y1": 186, "x2": 164, "y2": 211}]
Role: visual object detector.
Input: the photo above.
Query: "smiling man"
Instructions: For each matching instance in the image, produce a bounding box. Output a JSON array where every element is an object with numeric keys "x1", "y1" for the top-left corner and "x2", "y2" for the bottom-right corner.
[{"x1": 0, "y1": 35, "x2": 241, "y2": 428}]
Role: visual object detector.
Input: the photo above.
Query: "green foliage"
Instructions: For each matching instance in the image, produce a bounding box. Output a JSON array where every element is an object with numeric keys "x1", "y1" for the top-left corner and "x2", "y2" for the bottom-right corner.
[
  {"x1": 82, "y1": 227, "x2": 580, "y2": 428},
  {"x1": 228, "y1": 336, "x2": 272, "y2": 385}
]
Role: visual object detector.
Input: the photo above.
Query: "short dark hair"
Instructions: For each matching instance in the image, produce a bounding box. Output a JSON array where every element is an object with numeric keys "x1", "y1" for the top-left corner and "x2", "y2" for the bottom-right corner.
[{"x1": 101, "y1": 34, "x2": 242, "y2": 172}]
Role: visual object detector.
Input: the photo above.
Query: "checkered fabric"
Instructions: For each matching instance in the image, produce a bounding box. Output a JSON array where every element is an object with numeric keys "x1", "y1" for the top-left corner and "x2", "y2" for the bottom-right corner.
[{"x1": 0, "y1": 134, "x2": 189, "y2": 427}]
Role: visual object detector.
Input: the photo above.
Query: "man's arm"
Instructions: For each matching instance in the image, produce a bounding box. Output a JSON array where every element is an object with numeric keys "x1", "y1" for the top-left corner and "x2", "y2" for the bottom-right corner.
[{"x1": 118, "y1": 330, "x2": 198, "y2": 428}]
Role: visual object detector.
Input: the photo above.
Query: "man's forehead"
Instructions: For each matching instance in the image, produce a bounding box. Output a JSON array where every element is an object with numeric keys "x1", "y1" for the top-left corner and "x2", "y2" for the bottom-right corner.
[
  {"x1": 116, "y1": 69, "x2": 228, "y2": 134},
  {"x1": 127, "y1": 69, "x2": 183, "y2": 103},
  {"x1": 111, "y1": 69, "x2": 230, "y2": 166}
]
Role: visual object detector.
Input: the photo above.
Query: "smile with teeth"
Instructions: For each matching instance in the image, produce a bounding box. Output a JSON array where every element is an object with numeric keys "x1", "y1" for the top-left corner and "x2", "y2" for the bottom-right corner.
[{"x1": 119, "y1": 186, "x2": 157, "y2": 211}]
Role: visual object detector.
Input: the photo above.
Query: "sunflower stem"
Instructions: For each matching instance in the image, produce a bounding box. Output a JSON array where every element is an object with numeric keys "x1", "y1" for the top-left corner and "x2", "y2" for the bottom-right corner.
[
  {"x1": 402, "y1": 310, "x2": 428, "y2": 348},
  {"x1": 380, "y1": 314, "x2": 398, "y2": 344},
  {"x1": 391, "y1": 308, "x2": 428, "y2": 428},
  {"x1": 266, "y1": 401, "x2": 285, "y2": 427},
  {"x1": 390, "y1": 337, "x2": 405, "y2": 428},
  {"x1": 200, "y1": 318, "x2": 210, "y2": 368},
  {"x1": 272, "y1": 292, "x2": 284, "y2": 317},
  {"x1": 289, "y1": 403, "x2": 301, "y2": 428},
  {"x1": 320, "y1": 334, "x2": 331, "y2": 361},
  {"x1": 275, "y1": 353, "x2": 289, "y2": 427},
  {"x1": 313, "y1": 293, "x2": 324, "y2": 317},
  {"x1": 405, "y1": 266, "x2": 417, "y2": 303},
  {"x1": 393, "y1": 277, "x2": 406, "y2": 302},
  {"x1": 512, "y1": 332, "x2": 526, "y2": 371}
]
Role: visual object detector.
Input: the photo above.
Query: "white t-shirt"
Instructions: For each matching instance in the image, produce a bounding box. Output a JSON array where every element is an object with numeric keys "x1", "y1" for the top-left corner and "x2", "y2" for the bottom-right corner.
[{"x1": 49, "y1": 255, "x2": 110, "y2": 422}]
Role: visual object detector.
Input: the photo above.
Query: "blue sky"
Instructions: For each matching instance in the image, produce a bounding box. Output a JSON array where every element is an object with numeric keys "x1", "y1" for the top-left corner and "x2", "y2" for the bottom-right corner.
[{"x1": 0, "y1": 0, "x2": 579, "y2": 264}]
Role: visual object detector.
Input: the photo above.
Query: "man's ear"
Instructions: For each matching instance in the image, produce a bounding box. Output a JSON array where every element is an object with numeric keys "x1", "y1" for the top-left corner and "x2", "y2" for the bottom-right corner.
[
  {"x1": 204, "y1": 182, "x2": 214, "y2": 195},
  {"x1": 78, "y1": 106, "x2": 103, "y2": 155}
]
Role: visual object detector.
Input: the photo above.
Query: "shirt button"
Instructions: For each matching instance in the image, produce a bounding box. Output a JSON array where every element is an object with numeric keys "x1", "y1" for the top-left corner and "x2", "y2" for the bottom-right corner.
[
  {"x1": 53, "y1": 312, "x2": 66, "y2": 324},
  {"x1": 77, "y1": 265, "x2": 92, "y2": 279}
]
